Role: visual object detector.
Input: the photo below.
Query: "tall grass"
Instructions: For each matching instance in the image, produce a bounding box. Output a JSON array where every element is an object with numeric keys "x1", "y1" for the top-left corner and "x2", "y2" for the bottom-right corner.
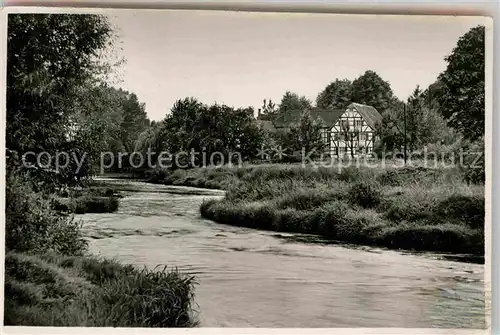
[
  {"x1": 5, "y1": 172, "x2": 199, "y2": 327},
  {"x1": 197, "y1": 164, "x2": 484, "y2": 256},
  {"x1": 4, "y1": 252, "x2": 198, "y2": 327}
]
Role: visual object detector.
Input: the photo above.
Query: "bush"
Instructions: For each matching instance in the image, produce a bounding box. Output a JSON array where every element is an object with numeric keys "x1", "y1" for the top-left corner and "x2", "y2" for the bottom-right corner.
[
  {"x1": 384, "y1": 188, "x2": 437, "y2": 222},
  {"x1": 6, "y1": 173, "x2": 87, "y2": 255},
  {"x1": 52, "y1": 196, "x2": 119, "y2": 214},
  {"x1": 71, "y1": 196, "x2": 119, "y2": 214},
  {"x1": 348, "y1": 181, "x2": 382, "y2": 208},
  {"x1": 376, "y1": 222, "x2": 480, "y2": 253},
  {"x1": 310, "y1": 201, "x2": 351, "y2": 239},
  {"x1": 460, "y1": 140, "x2": 485, "y2": 185},
  {"x1": 434, "y1": 195, "x2": 485, "y2": 229},
  {"x1": 275, "y1": 208, "x2": 311, "y2": 232},
  {"x1": 61, "y1": 186, "x2": 120, "y2": 198}
]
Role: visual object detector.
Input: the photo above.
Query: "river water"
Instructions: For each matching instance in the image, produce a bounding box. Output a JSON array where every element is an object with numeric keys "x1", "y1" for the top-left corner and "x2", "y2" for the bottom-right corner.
[{"x1": 78, "y1": 179, "x2": 486, "y2": 328}]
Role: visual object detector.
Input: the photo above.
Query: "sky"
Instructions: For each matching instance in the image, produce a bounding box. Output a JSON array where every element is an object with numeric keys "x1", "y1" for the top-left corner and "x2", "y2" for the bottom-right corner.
[{"x1": 106, "y1": 10, "x2": 484, "y2": 121}]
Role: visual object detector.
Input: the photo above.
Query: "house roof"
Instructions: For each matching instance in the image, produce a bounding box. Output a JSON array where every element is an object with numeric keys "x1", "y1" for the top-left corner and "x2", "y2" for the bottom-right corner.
[
  {"x1": 269, "y1": 103, "x2": 383, "y2": 130},
  {"x1": 348, "y1": 103, "x2": 383, "y2": 128},
  {"x1": 256, "y1": 120, "x2": 277, "y2": 132},
  {"x1": 273, "y1": 108, "x2": 344, "y2": 128}
]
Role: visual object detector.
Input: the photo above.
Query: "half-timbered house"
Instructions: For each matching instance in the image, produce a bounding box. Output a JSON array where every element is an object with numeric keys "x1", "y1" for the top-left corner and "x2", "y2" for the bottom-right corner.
[
  {"x1": 256, "y1": 102, "x2": 382, "y2": 157},
  {"x1": 329, "y1": 103, "x2": 382, "y2": 157}
]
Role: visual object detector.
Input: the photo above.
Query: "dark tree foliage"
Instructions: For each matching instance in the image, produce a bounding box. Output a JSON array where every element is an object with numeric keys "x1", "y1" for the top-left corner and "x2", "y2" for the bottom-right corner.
[
  {"x1": 257, "y1": 99, "x2": 278, "y2": 121},
  {"x1": 119, "y1": 92, "x2": 150, "y2": 153},
  {"x1": 7, "y1": 14, "x2": 114, "y2": 184},
  {"x1": 351, "y1": 70, "x2": 394, "y2": 113},
  {"x1": 159, "y1": 98, "x2": 265, "y2": 168},
  {"x1": 437, "y1": 25, "x2": 485, "y2": 140},
  {"x1": 7, "y1": 14, "x2": 112, "y2": 153},
  {"x1": 316, "y1": 79, "x2": 353, "y2": 109},
  {"x1": 278, "y1": 91, "x2": 313, "y2": 114},
  {"x1": 287, "y1": 112, "x2": 325, "y2": 157}
]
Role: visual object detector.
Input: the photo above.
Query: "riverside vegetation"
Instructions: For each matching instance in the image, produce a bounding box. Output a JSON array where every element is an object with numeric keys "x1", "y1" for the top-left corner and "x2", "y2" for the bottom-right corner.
[
  {"x1": 147, "y1": 163, "x2": 485, "y2": 258},
  {"x1": 5, "y1": 171, "x2": 199, "y2": 327},
  {"x1": 4, "y1": 172, "x2": 199, "y2": 327},
  {"x1": 5, "y1": 14, "x2": 198, "y2": 326}
]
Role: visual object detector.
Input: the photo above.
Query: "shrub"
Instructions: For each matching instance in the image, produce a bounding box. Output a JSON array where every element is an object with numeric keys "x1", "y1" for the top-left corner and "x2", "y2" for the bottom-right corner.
[
  {"x1": 71, "y1": 196, "x2": 119, "y2": 214},
  {"x1": 460, "y1": 140, "x2": 485, "y2": 185},
  {"x1": 275, "y1": 208, "x2": 311, "y2": 232},
  {"x1": 434, "y1": 194, "x2": 485, "y2": 229},
  {"x1": 338, "y1": 166, "x2": 362, "y2": 182},
  {"x1": 342, "y1": 209, "x2": 389, "y2": 242},
  {"x1": 348, "y1": 181, "x2": 382, "y2": 208},
  {"x1": 62, "y1": 186, "x2": 120, "y2": 198},
  {"x1": 309, "y1": 201, "x2": 351, "y2": 239},
  {"x1": 200, "y1": 199, "x2": 217, "y2": 219},
  {"x1": 377, "y1": 166, "x2": 458, "y2": 187},
  {"x1": 6, "y1": 173, "x2": 87, "y2": 255},
  {"x1": 376, "y1": 222, "x2": 480, "y2": 253},
  {"x1": 384, "y1": 188, "x2": 438, "y2": 222},
  {"x1": 52, "y1": 196, "x2": 120, "y2": 214}
]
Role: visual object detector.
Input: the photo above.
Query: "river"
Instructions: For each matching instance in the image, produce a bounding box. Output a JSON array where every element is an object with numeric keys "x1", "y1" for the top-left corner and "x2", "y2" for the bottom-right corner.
[{"x1": 77, "y1": 179, "x2": 486, "y2": 328}]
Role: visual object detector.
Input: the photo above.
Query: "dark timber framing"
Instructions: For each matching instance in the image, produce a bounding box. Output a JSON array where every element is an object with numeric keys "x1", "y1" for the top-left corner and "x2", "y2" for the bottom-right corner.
[{"x1": 257, "y1": 102, "x2": 382, "y2": 157}]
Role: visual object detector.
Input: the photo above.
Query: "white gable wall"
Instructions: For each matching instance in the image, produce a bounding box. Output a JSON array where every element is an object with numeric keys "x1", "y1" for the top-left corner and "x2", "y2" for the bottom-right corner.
[{"x1": 329, "y1": 107, "x2": 377, "y2": 157}]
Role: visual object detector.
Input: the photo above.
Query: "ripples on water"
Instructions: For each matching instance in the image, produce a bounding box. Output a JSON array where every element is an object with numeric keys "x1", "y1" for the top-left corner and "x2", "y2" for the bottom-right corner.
[{"x1": 78, "y1": 179, "x2": 486, "y2": 328}]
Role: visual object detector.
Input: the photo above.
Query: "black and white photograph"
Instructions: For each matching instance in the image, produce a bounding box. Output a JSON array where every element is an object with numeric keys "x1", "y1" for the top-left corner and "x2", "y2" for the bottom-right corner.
[{"x1": 2, "y1": 5, "x2": 491, "y2": 331}]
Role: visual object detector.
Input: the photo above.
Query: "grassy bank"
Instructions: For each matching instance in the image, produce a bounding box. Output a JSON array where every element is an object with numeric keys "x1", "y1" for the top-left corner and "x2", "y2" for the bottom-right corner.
[
  {"x1": 150, "y1": 164, "x2": 484, "y2": 256},
  {"x1": 52, "y1": 195, "x2": 120, "y2": 214},
  {"x1": 5, "y1": 172, "x2": 198, "y2": 327},
  {"x1": 51, "y1": 185, "x2": 121, "y2": 214},
  {"x1": 4, "y1": 252, "x2": 198, "y2": 327}
]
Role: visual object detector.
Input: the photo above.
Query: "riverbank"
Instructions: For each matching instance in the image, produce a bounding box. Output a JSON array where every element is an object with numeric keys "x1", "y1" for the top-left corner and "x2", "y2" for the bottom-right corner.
[
  {"x1": 4, "y1": 252, "x2": 197, "y2": 327},
  {"x1": 81, "y1": 180, "x2": 485, "y2": 327},
  {"x1": 147, "y1": 164, "x2": 485, "y2": 258},
  {"x1": 5, "y1": 173, "x2": 199, "y2": 327}
]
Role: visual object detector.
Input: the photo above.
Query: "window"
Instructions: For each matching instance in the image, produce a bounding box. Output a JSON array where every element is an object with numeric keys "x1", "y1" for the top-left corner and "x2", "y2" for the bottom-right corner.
[
  {"x1": 355, "y1": 120, "x2": 363, "y2": 129},
  {"x1": 341, "y1": 120, "x2": 349, "y2": 130},
  {"x1": 359, "y1": 133, "x2": 365, "y2": 141}
]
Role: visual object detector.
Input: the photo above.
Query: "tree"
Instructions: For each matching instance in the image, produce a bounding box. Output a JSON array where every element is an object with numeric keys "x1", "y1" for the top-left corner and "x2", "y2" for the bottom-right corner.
[
  {"x1": 118, "y1": 91, "x2": 150, "y2": 153},
  {"x1": 407, "y1": 85, "x2": 451, "y2": 149},
  {"x1": 162, "y1": 97, "x2": 205, "y2": 158},
  {"x1": 316, "y1": 79, "x2": 353, "y2": 109},
  {"x1": 257, "y1": 99, "x2": 278, "y2": 120},
  {"x1": 278, "y1": 91, "x2": 312, "y2": 114},
  {"x1": 406, "y1": 86, "x2": 425, "y2": 151},
  {"x1": 351, "y1": 70, "x2": 394, "y2": 113},
  {"x1": 375, "y1": 88, "x2": 452, "y2": 154},
  {"x1": 374, "y1": 108, "x2": 405, "y2": 153},
  {"x1": 422, "y1": 79, "x2": 444, "y2": 111},
  {"x1": 288, "y1": 111, "x2": 325, "y2": 157},
  {"x1": 7, "y1": 13, "x2": 115, "y2": 185},
  {"x1": 161, "y1": 98, "x2": 264, "y2": 167},
  {"x1": 437, "y1": 25, "x2": 485, "y2": 140}
]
